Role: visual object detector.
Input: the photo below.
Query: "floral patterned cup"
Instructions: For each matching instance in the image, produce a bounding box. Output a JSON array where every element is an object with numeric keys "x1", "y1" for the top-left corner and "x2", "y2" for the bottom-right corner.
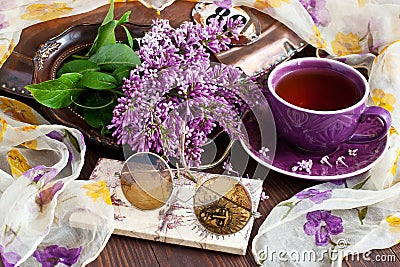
[{"x1": 266, "y1": 57, "x2": 391, "y2": 153}]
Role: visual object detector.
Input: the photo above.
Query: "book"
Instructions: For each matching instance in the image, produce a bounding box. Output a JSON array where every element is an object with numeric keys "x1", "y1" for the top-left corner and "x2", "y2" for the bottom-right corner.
[{"x1": 81, "y1": 158, "x2": 263, "y2": 255}]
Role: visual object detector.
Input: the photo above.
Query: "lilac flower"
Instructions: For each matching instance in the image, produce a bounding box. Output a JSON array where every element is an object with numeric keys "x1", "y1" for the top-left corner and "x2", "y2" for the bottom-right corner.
[
  {"x1": 292, "y1": 159, "x2": 313, "y2": 174},
  {"x1": 222, "y1": 159, "x2": 239, "y2": 175},
  {"x1": 348, "y1": 149, "x2": 358, "y2": 157},
  {"x1": 33, "y1": 245, "x2": 82, "y2": 267},
  {"x1": 0, "y1": 245, "x2": 21, "y2": 267},
  {"x1": 304, "y1": 210, "x2": 343, "y2": 246},
  {"x1": 295, "y1": 189, "x2": 332, "y2": 204},
  {"x1": 320, "y1": 155, "x2": 332, "y2": 167},
  {"x1": 109, "y1": 18, "x2": 247, "y2": 167},
  {"x1": 299, "y1": 0, "x2": 331, "y2": 27},
  {"x1": 259, "y1": 147, "x2": 270, "y2": 157},
  {"x1": 336, "y1": 156, "x2": 348, "y2": 167},
  {"x1": 260, "y1": 191, "x2": 269, "y2": 201},
  {"x1": 203, "y1": 17, "x2": 243, "y2": 53},
  {"x1": 182, "y1": 118, "x2": 215, "y2": 166}
]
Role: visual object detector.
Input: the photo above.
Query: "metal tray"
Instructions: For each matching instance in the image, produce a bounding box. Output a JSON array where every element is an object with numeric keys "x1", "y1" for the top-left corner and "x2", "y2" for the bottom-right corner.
[{"x1": 0, "y1": 1, "x2": 306, "y2": 149}]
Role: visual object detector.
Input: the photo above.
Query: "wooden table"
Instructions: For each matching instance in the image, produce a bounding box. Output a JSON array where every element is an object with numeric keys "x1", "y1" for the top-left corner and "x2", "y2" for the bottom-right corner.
[
  {"x1": 80, "y1": 139, "x2": 400, "y2": 267},
  {"x1": 0, "y1": 2, "x2": 399, "y2": 267}
]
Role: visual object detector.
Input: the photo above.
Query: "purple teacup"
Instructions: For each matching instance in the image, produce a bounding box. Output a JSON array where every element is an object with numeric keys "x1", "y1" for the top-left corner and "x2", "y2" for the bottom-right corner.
[{"x1": 266, "y1": 57, "x2": 391, "y2": 154}]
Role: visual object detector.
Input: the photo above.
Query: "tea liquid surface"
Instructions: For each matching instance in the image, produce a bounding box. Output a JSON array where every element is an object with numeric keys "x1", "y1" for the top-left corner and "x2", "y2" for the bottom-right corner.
[{"x1": 275, "y1": 68, "x2": 360, "y2": 111}]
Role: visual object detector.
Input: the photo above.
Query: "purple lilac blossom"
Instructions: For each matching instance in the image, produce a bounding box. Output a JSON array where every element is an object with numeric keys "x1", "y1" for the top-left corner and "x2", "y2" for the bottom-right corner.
[
  {"x1": 0, "y1": 245, "x2": 21, "y2": 267},
  {"x1": 295, "y1": 189, "x2": 332, "y2": 204},
  {"x1": 33, "y1": 245, "x2": 82, "y2": 267},
  {"x1": 299, "y1": 0, "x2": 331, "y2": 27},
  {"x1": 182, "y1": 118, "x2": 215, "y2": 166},
  {"x1": 303, "y1": 210, "x2": 343, "y2": 246},
  {"x1": 109, "y1": 18, "x2": 247, "y2": 167}
]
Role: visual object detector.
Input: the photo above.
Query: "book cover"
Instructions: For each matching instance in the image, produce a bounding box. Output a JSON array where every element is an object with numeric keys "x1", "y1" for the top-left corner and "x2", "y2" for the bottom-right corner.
[{"x1": 82, "y1": 158, "x2": 263, "y2": 255}]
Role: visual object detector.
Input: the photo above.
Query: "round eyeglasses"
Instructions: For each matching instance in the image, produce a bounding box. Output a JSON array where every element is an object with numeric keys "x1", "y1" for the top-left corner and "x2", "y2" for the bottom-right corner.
[{"x1": 119, "y1": 151, "x2": 261, "y2": 235}]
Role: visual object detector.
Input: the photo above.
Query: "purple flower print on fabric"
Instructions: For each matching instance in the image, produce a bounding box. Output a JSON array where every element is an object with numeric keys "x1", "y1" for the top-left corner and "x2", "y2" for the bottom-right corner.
[
  {"x1": 299, "y1": 0, "x2": 331, "y2": 27},
  {"x1": 36, "y1": 180, "x2": 64, "y2": 211},
  {"x1": 295, "y1": 189, "x2": 332, "y2": 204},
  {"x1": 303, "y1": 210, "x2": 344, "y2": 246},
  {"x1": 46, "y1": 130, "x2": 76, "y2": 161},
  {"x1": 46, "y1": 131, "x2": 63, "y2": 142},
  {"x1": 0, "y1": 245, "x2": 21, "y2": 267},
  {"x1": 0, "y1": 0, "x2": 17, "y2": 11},
  {"x1": 331, "y1": 179, "x2": 346, "y2": 186},
  {"x1": 33, "y1": 245, "x2": 82, "y2": 267},
  {"x1": 24, "y1": 166, "x2": 58, "y2": 184},
  {"x1": 0, "y1": 14, "x2": 9, "y2": 30}
]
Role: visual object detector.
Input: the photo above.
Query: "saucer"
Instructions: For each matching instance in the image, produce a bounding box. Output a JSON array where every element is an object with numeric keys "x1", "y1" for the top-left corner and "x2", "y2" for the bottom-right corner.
[{"x1": 240, "y1": 113, "x2": 388, "y2": 181}]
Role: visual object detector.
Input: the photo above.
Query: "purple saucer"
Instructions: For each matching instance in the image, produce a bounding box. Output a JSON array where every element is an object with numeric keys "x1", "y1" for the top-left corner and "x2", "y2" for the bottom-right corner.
[{"x1": 240, "y1": 113, "x2": 388, "y2": 181}]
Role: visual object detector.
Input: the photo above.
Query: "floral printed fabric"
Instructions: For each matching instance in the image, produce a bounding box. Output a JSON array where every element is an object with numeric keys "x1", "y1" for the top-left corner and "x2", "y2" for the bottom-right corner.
[
  {"x1": 226, "y1": 0, "x2": 400, "y2": 266},
  {"x1": 1, "y1": 0, "x2": 400, "y2": 266},
  {"x1": 0, "y1": 96, "x2": 114, "y2": 267}
]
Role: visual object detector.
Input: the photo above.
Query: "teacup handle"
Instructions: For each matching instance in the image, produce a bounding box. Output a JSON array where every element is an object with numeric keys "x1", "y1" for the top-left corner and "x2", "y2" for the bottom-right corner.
[{"x1": 348, "y1": 106, "x2": 392, "y2": 143}]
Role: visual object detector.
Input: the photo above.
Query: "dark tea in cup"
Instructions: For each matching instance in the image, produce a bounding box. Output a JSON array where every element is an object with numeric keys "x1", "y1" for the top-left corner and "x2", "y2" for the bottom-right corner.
[
  {"x1": 275, "y1": 68, "x2": 361, "y2": 111},
  {"x1": 266, "y1": 57, "x2": 391, "y2": 153}
]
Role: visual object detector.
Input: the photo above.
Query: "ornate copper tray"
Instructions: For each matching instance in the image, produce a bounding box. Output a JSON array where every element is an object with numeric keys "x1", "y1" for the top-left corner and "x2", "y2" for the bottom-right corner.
[{"x1": 0, "y1": 1, "x2": 305, "y2": 149}]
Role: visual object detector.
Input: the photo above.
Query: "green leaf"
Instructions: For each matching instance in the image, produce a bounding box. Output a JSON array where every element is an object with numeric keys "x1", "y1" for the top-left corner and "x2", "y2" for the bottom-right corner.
[
  {"x1": 57, "y1": 60, "x2": 100, "y2": 77},
  {"x1": 25, "y1": 73, "x2": 84, "y2": 109},
  {"x1": 357, "y1": 207, "x2": 368, "y2": 225},
  {"x1": 83, "y1": 93, "x2": 114, "y2": 133},
  {"x1": 279, "y1": 200, "x2": 301, "y2": 221},
  {"x1": 352, "y1": 176, "x2": 371, "y2": 190},
  {"x1": 130, "y1": 38, "x2": 140, "y2": 51},
  {"x1": 86, "y1": 0, "x2": 115, "y2": 56},
  {"x1": 86, "y1": 21, "x2": 118, "y2": 57},
  {"x1": 64, "y1": 130, "x2": 81, "y2": 153},
  {"x1": 89, "y1": 43, "x2": 141, "y2": 72},
  {"x1": 79, "y1": 72, "x2": 117, "y2": 90},
  {"x1": 277, "y1": 201, "x2": 293, "y2": 207},
  {"x1": 84, "y1": 106, "x2": 114, "y2": 130},
  {"x1": 103, "y1": 0, "x2": 115, "y2": 25},
  {"x1": 112, "y1": 66, "x2": 131, "y2": 85},
  {"x1": 116, "y1": 11, "x2": 131, "y2": 27},
  {"x1": 121, "y1": 25, "x2": 134, "y2": 48},
  {"x1": 86, "y1": 0, "x2": 131, "y2": 56}
]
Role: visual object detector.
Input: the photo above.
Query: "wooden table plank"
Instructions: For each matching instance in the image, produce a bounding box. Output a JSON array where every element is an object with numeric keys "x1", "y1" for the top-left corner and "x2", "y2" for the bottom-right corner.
[
  {"x1": 391, "y1": 245, "x2": 400, "y2": 263},
  {"x1": 88, "y1": 236, "x2": 160, "y2": 267},
  {"x1": 149, "y1": 241, "x2": 257, "y2": 267},
  {"x1": 344, "y1": 248, "x2": 400, "y2": 266}
]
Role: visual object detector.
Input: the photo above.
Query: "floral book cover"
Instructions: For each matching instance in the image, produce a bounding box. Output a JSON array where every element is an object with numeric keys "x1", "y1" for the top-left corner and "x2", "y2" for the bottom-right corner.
[{"x1": 77, "y1": 158, "x2": 263, "y2": 255}]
